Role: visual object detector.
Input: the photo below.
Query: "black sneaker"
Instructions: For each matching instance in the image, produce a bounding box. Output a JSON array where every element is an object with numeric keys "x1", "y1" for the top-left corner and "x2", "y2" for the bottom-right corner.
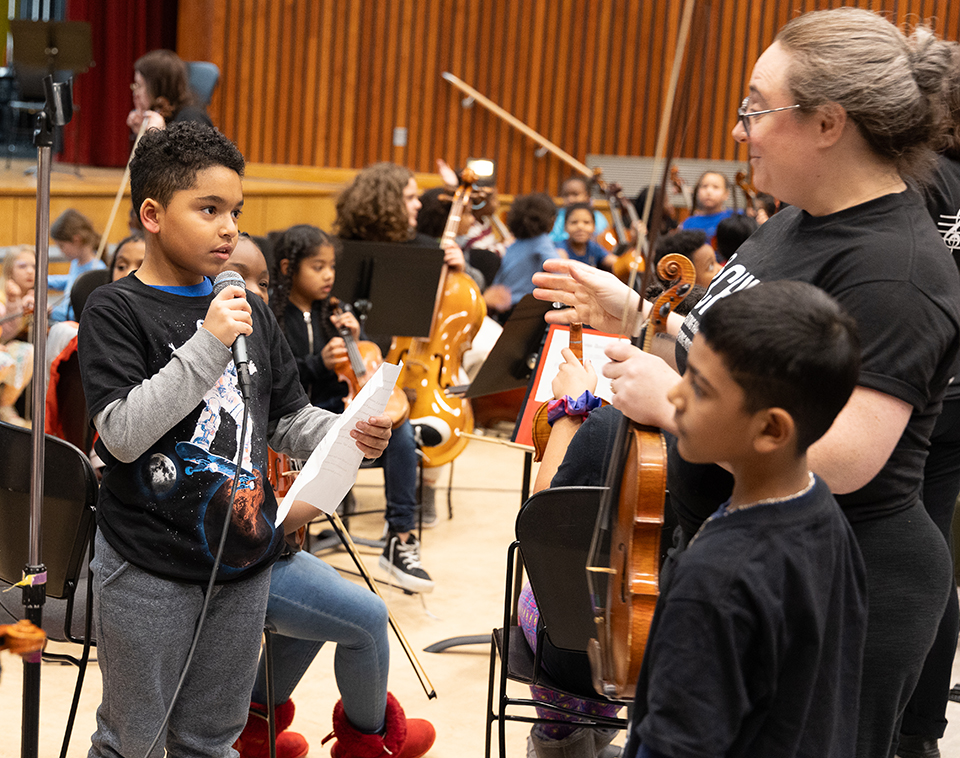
[{"x1": 379, "y1": 533, "x2": 435, "y2": 593}]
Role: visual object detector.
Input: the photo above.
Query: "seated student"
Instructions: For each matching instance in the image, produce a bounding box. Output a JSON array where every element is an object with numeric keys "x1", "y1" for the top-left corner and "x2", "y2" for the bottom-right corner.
[
  {"x1": 679, "y1": 171, "x2": 734, "y2": 243},
  {"x1": 713, "y1": 213, "x2": 758, "y2": 265},
  {"x1": 484, "y1": 192, "x2": 559, "y2": 323},
  {"x1": 222, "y1": 234, "x2": 436, "y2": 758},
  {"x1": 78, "y1": 121, "x2": 392, "y2": 758},
  {"x1": 649, "y1": 229, "x2": 719, "y2": 290},
  {"x1": 625, "y1": 281, "x2": 867, "y2": 758},
  {"x1": 559, "y1": 202, "x2": 607, "y2": 268},
  {"x1": 416, "y1": 186, "x2": 487, "y2": 289},
  {"x1": 550, "y1": 176, "x2": 609, "y2": 245},
  {"x1": 0, "y1": 246, "x2": 35, "y2": 426},
  {"x1": 270, "y1": 224, "x2": 434, "y2": 592},
  {"x1": 48, "y1": 209, "x2": 107, "y2": 324}
]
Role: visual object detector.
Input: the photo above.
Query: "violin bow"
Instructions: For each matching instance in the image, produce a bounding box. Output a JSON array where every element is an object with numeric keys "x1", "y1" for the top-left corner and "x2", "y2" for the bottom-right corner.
[{"x1": 95, "y1": 118, "x2": 150, "y2": 262}]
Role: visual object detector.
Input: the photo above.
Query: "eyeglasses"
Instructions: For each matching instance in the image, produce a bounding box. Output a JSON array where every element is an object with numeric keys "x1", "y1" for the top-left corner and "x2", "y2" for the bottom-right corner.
[{"x1": 738, "y1": 98, "x2": 801, "y2": 136}]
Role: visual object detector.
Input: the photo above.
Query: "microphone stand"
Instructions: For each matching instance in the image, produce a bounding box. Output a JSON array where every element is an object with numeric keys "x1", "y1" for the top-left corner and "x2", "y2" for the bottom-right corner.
[{"x1": 21, "y1": 75, "x2": 73, "y2": 758}]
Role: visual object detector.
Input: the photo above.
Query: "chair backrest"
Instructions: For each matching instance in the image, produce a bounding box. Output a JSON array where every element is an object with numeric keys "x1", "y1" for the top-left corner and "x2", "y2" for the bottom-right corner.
[
  {"x1": 70, "y1": 267, "x2": 110, "y2": 322},
  {"x1": 0, "y1": 421, "x2": 96, "y2": 600},
  {"x1": 516, "y1": 485, "x2": 605, "y2": 653},
  {"x1": 186, "y1": 61, "x2": 220, "y2": 108}
]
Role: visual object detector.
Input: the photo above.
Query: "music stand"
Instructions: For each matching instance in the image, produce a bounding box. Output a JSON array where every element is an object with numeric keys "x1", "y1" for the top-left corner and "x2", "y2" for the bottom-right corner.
[
  {"x1": 423, "y1": 296, "x2": 552, "y2": 654},
  {"x1": 9, "y1": 20, "x2": 93, "y2": 175},
  {"x1": 333, "y1": 240, "x2": 446, "y2": 339},
  {"x1": 465, "y1": 294, "x2": 552, "y2": 401}
]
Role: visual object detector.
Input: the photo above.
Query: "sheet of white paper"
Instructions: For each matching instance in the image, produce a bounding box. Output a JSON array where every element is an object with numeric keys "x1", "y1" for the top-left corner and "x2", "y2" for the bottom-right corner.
[
  {"x1": 275, "y1": 362, "x2": 402, "y2": 526},
  {"x1": 532, "y1": 329, "x2": 622, "y2": 404}
]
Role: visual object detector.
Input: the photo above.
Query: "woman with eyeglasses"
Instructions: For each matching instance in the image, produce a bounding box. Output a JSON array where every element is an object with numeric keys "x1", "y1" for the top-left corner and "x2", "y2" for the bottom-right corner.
[
  {"x1": 533, "y1": 8, "x2": 959, "y2": 758},
  {"x1": 126, "y1": 49, "x2": 212, "y2": 136}
]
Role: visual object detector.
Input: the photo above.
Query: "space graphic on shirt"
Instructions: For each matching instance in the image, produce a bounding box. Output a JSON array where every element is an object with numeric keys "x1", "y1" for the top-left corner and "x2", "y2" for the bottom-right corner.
[{"x1": 146, "y1": 352, "x2": 271, "y2": 570}]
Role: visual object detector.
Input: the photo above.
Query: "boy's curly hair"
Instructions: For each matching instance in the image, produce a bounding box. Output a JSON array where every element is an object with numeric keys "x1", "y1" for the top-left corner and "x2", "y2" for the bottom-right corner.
[
  {"x1": 130, "y1": 121, "x2": 245, "y2": 215},
  {"x1": 506, "y1": 193, "x2": 558, "y2": 240},
  {"x1": 335, "y1": 163, "x2": 414, "y2": 242}
]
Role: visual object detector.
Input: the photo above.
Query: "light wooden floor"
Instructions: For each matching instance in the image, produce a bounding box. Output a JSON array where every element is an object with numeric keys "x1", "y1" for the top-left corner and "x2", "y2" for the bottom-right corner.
[{"x1": 1, "y1": 435, "x2": 960, "y2": 758}]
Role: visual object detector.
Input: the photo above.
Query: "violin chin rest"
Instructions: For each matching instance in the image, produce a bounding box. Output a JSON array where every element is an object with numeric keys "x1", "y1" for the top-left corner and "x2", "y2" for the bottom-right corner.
[{"x1": 410, "y1": 417, "x2": 450, "y2": 447}]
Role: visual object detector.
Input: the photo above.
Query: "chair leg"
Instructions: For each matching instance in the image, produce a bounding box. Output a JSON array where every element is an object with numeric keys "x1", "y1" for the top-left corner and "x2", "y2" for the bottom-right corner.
[
  {"x1": 264, "y1": 629, "x2": 277, "y2": 758},
  {"x1": 60, "y1": 529, "x2": 97, "y2": 758},
  {"x1": 485, "y1": 632, "x2": 498, "y2": 758},
  {"x1": 447, "y1": 460, "x2": 454, "y2": 519}
]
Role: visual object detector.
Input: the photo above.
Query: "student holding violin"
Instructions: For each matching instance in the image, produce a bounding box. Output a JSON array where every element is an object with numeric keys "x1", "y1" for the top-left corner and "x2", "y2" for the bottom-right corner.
[
  {"x1": 270, "y1": 224, "x2": 434, "y2": 595},
  {"x1": 534, "y1": 9, "x2": 960, "y2": 758}
]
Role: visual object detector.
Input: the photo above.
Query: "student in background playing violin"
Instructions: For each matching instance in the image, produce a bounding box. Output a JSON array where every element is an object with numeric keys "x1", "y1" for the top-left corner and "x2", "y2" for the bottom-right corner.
[
  {"x1": 222, "y1": 234, "x2": 436, "y2": 758},
  {"x1": 679, "y1": 171, "x2": 734, "y2": 242},
  {"x1": 270, "y1": 224, "x2": 434, "y2": 594}
]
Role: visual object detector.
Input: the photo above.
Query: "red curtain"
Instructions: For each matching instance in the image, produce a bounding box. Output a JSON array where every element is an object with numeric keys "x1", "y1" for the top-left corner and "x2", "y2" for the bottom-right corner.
[{"x1": 63, "y1": 0, "x2": 177, "y2": 167}]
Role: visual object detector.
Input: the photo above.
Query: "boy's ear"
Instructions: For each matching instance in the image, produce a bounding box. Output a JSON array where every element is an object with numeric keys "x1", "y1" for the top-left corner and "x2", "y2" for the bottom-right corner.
[
  {"x1": 753, "y1": 407, "x2": 796, "y2": 455},
  {"x1": 139, "y1": 199, "x2": 162, "y2": 234}
]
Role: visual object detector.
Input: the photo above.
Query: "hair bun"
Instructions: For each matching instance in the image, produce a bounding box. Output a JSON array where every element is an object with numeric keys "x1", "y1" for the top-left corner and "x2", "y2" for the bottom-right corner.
[{"x1": 907, "y1": 27, "x2": 952, "y2": 96}]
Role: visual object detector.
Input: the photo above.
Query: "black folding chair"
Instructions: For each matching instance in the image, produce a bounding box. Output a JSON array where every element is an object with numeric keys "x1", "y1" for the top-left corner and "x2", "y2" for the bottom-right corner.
[
  {"x1": 485, "y1": 486, "x2": 630, "y2": 758},
  {"x1": 0, "y1": 420, "x2": 98, "y2": 758}
]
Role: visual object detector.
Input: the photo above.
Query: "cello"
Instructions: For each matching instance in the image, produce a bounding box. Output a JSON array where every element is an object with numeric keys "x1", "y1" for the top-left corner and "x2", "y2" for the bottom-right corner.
[{"x1": 387, "y1": 169, "x2": 487, "y2": 467}]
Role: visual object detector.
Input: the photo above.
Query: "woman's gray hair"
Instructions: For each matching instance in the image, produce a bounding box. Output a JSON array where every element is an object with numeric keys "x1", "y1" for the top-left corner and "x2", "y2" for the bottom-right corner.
[{"x1": 776, "y1": 7, "x2": 953, "y2": 179}]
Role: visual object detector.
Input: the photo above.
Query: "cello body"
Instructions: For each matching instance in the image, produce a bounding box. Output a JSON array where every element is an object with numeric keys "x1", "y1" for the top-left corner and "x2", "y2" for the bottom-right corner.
[
  {"x1": 587, "y1": 254, "x2": 696, "y2": 700},
  {"x1": 388, "y1": 268, "x2": 486, "y2": 467},
  {"x1": 590, "y1": 424, "x2": 666, "y2": 697}
]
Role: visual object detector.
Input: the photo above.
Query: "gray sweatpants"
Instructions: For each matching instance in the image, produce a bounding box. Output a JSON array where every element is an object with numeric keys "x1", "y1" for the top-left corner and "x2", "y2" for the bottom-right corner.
[{"x1": 88, "y1": 530, "x2": 272, "y2": 758}]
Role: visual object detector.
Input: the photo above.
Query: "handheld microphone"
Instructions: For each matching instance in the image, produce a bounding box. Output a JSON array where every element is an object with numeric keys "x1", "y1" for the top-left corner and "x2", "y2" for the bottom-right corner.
[{"x1": 213, "y1": 270, "x2": 252, "y2": 402}]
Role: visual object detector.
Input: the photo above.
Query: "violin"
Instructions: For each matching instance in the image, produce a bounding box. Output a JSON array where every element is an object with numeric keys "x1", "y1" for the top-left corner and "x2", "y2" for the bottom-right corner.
[
  {"x1": 388, "y1": 168, "x2": 487, "y2": 468},
  {"x1": 735, "y1": 170, "x2": 757, "y2": 214},
  {"x1": 601, "y1": 180, "x2": 649, "y2": 285},
  {"x1": 329, "y1": 298, "x2": 410, "y2": 429}
]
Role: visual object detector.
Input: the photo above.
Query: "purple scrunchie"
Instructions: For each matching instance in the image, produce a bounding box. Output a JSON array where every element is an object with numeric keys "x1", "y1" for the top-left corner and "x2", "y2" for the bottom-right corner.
[{"x1": 546, "y1": 390, "x2": 602, "y2": 426}]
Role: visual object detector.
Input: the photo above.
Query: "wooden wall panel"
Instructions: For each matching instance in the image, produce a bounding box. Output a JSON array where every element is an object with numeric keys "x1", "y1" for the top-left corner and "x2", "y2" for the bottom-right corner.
[{"x1": 177, "y1": 0, "x2": 959, "y2": 196}]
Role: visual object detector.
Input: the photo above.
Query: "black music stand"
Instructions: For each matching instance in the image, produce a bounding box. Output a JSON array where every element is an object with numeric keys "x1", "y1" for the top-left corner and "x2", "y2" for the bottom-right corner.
[
  {"x1": 333, "y1": 240, "x2": 446, "y2": 339},
  {"x1": 424, "y1": 296, "x2": 552, "y2": 653},
  {"x1": 309, "y1": 240, "x2": 445, "y2": 554},
  {"x1": 465, "y1": 294, "x2": 552, "y2": 401},
  {"x1": 9, "y1": 20, "x2": 93, "y2": 174}
]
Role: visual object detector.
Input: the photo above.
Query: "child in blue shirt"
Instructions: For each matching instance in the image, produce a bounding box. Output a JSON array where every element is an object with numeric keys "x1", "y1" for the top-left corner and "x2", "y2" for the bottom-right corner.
[{"x1": 48, "y1": 209, "x2": 107, "y2": 323}]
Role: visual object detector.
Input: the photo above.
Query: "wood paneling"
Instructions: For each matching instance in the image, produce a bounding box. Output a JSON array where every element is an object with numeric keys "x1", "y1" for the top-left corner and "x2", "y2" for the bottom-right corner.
[{"x1": 177, "y1": 1, "x2": 958, "y2": 196}]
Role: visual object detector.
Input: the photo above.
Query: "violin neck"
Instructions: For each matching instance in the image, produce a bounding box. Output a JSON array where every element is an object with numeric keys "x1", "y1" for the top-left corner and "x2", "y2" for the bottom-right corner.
[{"x1": 440, "y1": 185, "x2": 472, "y2": 249}]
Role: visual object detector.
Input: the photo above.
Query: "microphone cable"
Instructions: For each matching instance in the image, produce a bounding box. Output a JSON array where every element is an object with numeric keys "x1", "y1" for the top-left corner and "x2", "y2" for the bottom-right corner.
[{"x1": 141, "y1": 376, "x2": 252, "y2": 758}]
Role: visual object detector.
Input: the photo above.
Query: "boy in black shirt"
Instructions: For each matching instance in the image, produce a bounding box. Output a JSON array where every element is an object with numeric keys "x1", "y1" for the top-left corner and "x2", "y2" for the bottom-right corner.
[
  {"x1": 627, "y1": 281, "x2": 867, "y2": 758},
  {"x1": 78, "y1": 122, "x2": 390, "y2": 758}
]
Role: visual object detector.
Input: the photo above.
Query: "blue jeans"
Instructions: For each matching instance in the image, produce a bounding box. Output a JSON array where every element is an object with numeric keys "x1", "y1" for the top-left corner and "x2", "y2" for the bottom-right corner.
[
  {"x1": 373, "y1": 419, "x2": 418, "y2": 534},
  {"x1": 250, "y1": 550, "x2": 390, "y2": 733}
]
